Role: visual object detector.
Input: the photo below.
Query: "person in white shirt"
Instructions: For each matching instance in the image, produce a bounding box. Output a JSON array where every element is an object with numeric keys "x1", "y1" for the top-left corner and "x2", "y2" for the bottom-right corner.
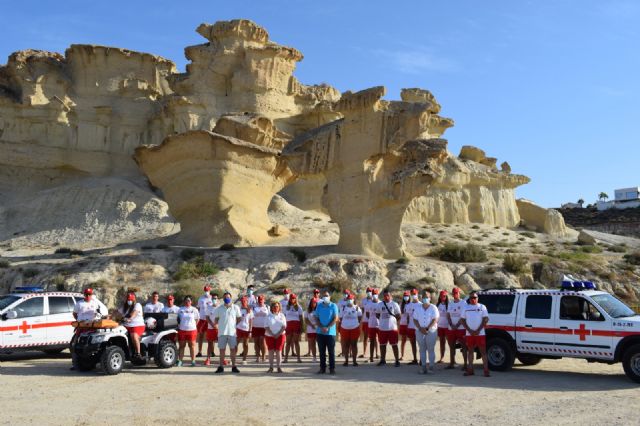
[
  {"x1": 460, "y1": 291, "x2": 490, "y2": 377},
  {"x1": 236, "y1": 296, "x2": 254, "y2": 365},
  {"x1": 436, "y1": 290, "x2": 449, "y2": 363},
  {"x1": 446, "y1": 287, "x2": 468, "y2": 371},
  {"x1": 399, "y1": 290, "x2": 410, "y2": 361},
  {"x1": 283, "y1": 293, "x2": 304, "y2": 364},
  {"x1": 144, "y1": 291, "x2": 165, "y2": 313},
  {"x1": 71, "y1": 288, "x2": 108, "y2": 370},
  {"x1": 162, "y1": 294, "x2": 180, "y2": 314},
  {"x1": 305, "y1": 298, "x2": 319, "y2": 362},
  {"x1": 204, "y1": 293, "x2": 220, "y2": 366},
  {"x1": 404, "y1": 288, "x2": 421, "y2": 365},
  {"x1": 365, "y1": 288, "x2": 381, "y2": 363},
  {"x1": 265, "y1": 301, "x2": 287, "y2": 373},
  {"x1": 338, "y1": 294, "x2": 362, "y2": 366},
  {"x1": 177, "y1": 296, "x2": 200, "y2": 367},
  {"x1": 118, "y1": 292, "x2": 145, "y2": 359},
  {"x1": 252, "y1": 295, "x2": 269, "y2": 363},
  {"x1": 196, "y1": 285, "x2": 213, "y2": 358},
  {"x1": 412, "y1": 290, "x2": 440, "y2": 374},
  {"x1": 359, "y1": 287, "x2": 374, "y2": 359},
  {"x1": 212, "y1": 292, "x2": 242, "y2": 374},
  {"x1": 337, "y1": 289, "x2": 352, "y2": 358},
  {"x1": 376, "y1": 289, "x2": 402, "y2": 367},
  {"x1": 245, "y1": 285, "x2": 258, "y2": 308}
]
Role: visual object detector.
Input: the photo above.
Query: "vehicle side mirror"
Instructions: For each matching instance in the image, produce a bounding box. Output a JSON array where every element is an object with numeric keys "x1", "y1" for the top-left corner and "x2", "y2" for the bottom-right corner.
[{"x1": 5, "y1": 310, "x2": 17, "y2": 320}]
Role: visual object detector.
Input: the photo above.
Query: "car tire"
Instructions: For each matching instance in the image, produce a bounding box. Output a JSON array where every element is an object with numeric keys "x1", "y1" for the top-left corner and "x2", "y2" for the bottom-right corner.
[
  {"x1": 486, "y1": 337, "x2": 515, "y2": 371},
  {"x1": 622, "y1": 343, "x2": 640, "y2": 384},
  {"x1": 517, "y1": 353, "x2": 542, "y2": 366},
  {"x1": 101, "y1": 345, "x2": 125, "y2": 375},
  {"x1": 77, "y1": 357, "x2": 97, "y2": 372},
  {"x1": 155, "y1": 340, "x2": 177, "y2": 368}
]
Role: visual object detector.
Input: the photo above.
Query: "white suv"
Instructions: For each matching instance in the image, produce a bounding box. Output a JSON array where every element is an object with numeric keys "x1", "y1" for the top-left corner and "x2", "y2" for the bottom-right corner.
[
  {"x1": 478, "y1": 281, "x2": 640, "y2": 383},
  {"x1": 0, "y1": 287, "x2": 82, "y2": 354}
]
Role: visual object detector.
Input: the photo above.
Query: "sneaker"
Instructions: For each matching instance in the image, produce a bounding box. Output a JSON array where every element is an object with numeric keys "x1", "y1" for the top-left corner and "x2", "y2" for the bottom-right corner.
[
  {"x1": 176, "y1": 360, "x2": 183, "y2": 367},
  {"x1": 395, "y1": 361, "x2": 401, "y2": 367},
  {"x1": 484, "y1": 370, "x2": 491, "y2": 377},
  {"x1": 215, "y1": 366, "x2": 224, "y2": 374},
  {"x1": 420, "y1": 368, "x2": 429, "y2": 375},
  {"x1": 196, "y1": 352, "x2": 203, "y2": 358},
  {"x1": 376, "y1": 360, "x2": 387, "y2": 366},
  {"x1": 463, "y1": 369, "x2": 474, "y2": 376},
  {"x1": 231, "y1": 366, "x2": 240, "y2": 373},
  {"x1": 190, "y1": 361, "x2": 196, "y2": 367},
  {"x1": 69, "y1": 366, "x2": 76, "y2": 371},
  {"x1": 277, "y1": 368, "x2": 283, "y2": 373},
  {"x1": 343, "y1": 361, "x2": 349, "y2": 367},
  {"x1": 407, "y1": 360, "x2": 418, "y2": 365},
  {"x1": 204, "y1": 359, "x2": 211, "y2": 366},
  {"x1": 329, "y1": 368, "x2": 336, "y2": 375},
  {"x1": 316, "y1": 369, "x2": 326, "y2": 374},
  {"x1": 352, "y1": 361, "x2": 359, "y2": 367},
  {"x1": 223, "y1": 360, "x2": 230, "y2": 366}
]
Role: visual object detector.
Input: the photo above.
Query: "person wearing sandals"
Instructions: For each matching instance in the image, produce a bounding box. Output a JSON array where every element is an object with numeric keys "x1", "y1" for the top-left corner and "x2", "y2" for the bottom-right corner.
[
  {"x1": 283, "y1": 293, "x2": 304, "y2": 364},
  {"x1": 460, "y1": 291, "x2": 490, "y2": 377},
  {"x1": 212, "y1": 292, "x2": 242, "y2": 374},
  {"x1": 412, "y1": 291, "x2": 439, "y2": 374},
  {"x1": 252, "y1": 295, "x2": 269, "y2": 363},
  {"x1": 265, "y1": 301, "x2": 287, "y2": 373},
  {"x1": 436, "y1": 290, "x2": 449, "y2": 363},
  {"x1": 176, "y1": 296, "x2": 200, "y2": 367},
  {"x1": 338, "y1": 293, "x2": 361, "y2": 366},
  {"x1": 305, "y1": 298, "x2": 319, "y2": 362},
  {"x1": 376, "y1": 289, "x2": 402, "y2": 367},
  {"x1": 315, "y1": 291, "x2": 339, "y2": 375}
]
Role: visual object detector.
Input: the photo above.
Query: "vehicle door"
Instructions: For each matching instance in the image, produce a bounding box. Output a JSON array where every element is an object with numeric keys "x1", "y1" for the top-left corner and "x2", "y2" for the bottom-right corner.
[
  {"x1": 555, "y1": 295, "x2": 613, "y2": 359},
  {"x1": 2, "y1": 296, "x2": 46, "y2": 348},
  {"x1": 46, "y1": 296, "x2": 77, "y2": 345},
  {"x1": 516, "y1": 294, "x2": 559, "y2": 355}
]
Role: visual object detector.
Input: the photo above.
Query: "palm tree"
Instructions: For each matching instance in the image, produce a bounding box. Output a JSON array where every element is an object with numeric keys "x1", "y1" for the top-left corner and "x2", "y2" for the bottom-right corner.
[
  {"x1": 599, "y1": 192, "x2": 609, "y2": 202},
  {"x1": 577, "y1": 198, "x2": 584, "y2": 207}
]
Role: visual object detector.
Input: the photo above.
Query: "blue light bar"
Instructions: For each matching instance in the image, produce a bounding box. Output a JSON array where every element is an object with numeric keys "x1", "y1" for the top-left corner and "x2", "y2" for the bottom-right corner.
[
  {"x1": 560, "y1": 280, "x2": 597, "y2": 290},
  {"x1": 13, "y1": 286, "x2": 44, "y2": 293}
]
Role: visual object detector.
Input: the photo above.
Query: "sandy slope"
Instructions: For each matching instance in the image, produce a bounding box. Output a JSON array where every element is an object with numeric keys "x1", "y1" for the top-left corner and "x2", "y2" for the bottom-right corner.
[{"x1": 0, "y1": 348, "x2": 637, "y2": 426}]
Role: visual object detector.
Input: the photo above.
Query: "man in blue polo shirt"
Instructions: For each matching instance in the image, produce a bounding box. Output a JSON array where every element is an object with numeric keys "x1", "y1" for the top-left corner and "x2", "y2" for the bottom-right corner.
[{"x1": 314, "y1": 290, "x2": 339, "y2": 375}]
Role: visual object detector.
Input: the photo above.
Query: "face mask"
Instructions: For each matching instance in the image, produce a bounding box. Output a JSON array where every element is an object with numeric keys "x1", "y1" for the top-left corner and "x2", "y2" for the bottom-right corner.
[
  {"x1": 212, "y1": 298, "x2": 219, "y2": 306},
  {"x1": 127, "y1": 300, "x2": 133, "y2": 306},
  {"x1": 403, "y1": 296, "x2": 409, "y2": 302},
  {"x1": 348, "y1": 299, "x2": 354, "y2": 306},
  {"x1": 248, "y1": 289, "x2": 253, "y2": 295},
  {"x1": 322, "y1": 296, "x2": 330, "y2": 304},
  {"x1": 422, "y1": 297, "x2": 430, "y2": 305},
  {"x1": 372, "y1": 295, "x2": 379, "y2": 301},
  {"x1": 366, "y1": 292, "x2": 372, "y2": 298},
  {"x1": 285, "y1": 294, "x2": 290, "y2": 301},
  {"x1": 204, "y1": 290, "x2": 210, "y2": 295},
  {"x1": 223, "y1": 297, "x2": 232, "y2": 305},
  {"x1": 411, "y1": 295, "x2": 418, "y2": 301}
]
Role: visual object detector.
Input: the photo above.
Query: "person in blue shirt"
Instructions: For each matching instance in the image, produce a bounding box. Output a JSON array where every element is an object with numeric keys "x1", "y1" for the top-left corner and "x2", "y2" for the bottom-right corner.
[{"x1": 314, "y1": 290, "x2": 339, "y2": 375}]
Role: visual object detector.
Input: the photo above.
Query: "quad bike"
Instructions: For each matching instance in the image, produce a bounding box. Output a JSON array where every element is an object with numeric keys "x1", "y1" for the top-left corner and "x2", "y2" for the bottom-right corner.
[{"x1": 72, "y1": 312, "x2": 178, "y2": 375}]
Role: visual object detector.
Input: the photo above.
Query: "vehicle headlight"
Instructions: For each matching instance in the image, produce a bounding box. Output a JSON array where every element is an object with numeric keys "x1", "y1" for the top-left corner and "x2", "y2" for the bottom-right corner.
[{"x1": 91, "y1": 335, "x2": 105, "y2": 344}]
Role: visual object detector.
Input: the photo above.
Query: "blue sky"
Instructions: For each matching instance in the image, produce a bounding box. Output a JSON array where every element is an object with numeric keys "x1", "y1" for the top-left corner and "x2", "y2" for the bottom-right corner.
[{"x1": 2, "y1": 0, "x2": 638, "y2": 207}]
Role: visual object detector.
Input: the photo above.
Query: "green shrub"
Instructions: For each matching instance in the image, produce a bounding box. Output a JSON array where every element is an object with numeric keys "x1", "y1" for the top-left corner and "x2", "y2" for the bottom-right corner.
[
  {"x1": 431, "y1": 243, "x2": 488, "y2": 263},
  {"x1": 22, "y1": 268, "x2": 39, "y2": 278},
  {"x1": 578, "y1": 245, "x2": 603, "y2": 254},
  {"x1": 624, "y1": 252, "x2": 640, "y2": 266},
  {"x1": 172, "y1": 279, "x2": 222, "y2": 303},
  {"x1": 172, "y1": 258, "x2": 218, "y2": 281},
  {"x1": 0, "y1": 259, "x2": 10, "y2": 268},
  {"x1": 520, "y1": 231, "x2": 536, "y2": 238},
  {"x1": 607, "y1": 245, "x2": 627, "y2": 253},
  {"x1": 396, "y1": 257, "x2": 409, "y2": 265},
  {"x1": 326, "y1": 275, "x2": 352, "y2": 293},
  {"x1": 220, "y1": 243, "x2": 236, "y2": 251},
  {"x1": 52, "y1": 274, "x2": 66, "y2": 291},
  {"x1": 557, "y1": 251, "x2": 591, "y2": 262},
  {"x1": 180, "y1": 248, "x2": 204, "y2": 261},
  {"x1": 289, "y1": 248, "x2": 307, "y2": 263},
  {"x1": 503, "y1": 254, "x2": 530, "y2": 274}
]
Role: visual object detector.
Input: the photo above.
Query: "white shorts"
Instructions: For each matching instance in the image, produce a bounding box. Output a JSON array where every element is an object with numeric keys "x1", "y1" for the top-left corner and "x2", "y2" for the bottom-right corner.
[{"x1": 217, "y1": 335, "x2": 237, "y2": 350}]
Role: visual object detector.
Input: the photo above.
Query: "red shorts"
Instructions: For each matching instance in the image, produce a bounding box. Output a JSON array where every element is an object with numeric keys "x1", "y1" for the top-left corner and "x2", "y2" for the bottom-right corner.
[
  {"x1": 447, "y1": 329, "x2": 466, "y2": 344},
  {"x1": 196, "y1": 320, "x2": 208, "y2": 333},
  {"x1": 466, "y1": 335, "x2": 486, "y2": 349},
  {"x1": 178, "y1": 330, "x2": 197, "y2": 342},
  {"x1": 126, "y1": 326, "x2": 145, "y2": 336},
  {"x1": 252, "y1": 327, "x2": 266, "y2": 338},
  {"x1": 286, "y1": 320, "x2": 301, "y2": 334},
  {"x1": 378, "y1": 329, "x2": 399, "y2": 345},
  {"x1": 438, "y1": 327, "x2": 448, "y2": 338},
  {"x1": 206, "y1": 328, "x2": 218, "y2": 342},
  {"x1": 362, "y1": 321, "x2": 369, "y2": 333},
  {"x1": 307, "y1": 332, "x2": 317, "y2": 340},
  {"x1": 367, "y1": 327, "x2": 379, "y2": 340},
  {"x1": 340, "y1": 327, "x2": 360, "y2": 341},
  {"x1": 406, "y1": 328, "x2": 416, "y2": 340},
  {"x1": 265, "y1": 335, "x2": 286, "y2": 351},
  {"x1": 237, "y1": 329, "x2": 250, "y2": 339},
  {"x1": 399, "y1": 325, "x2": 408, "y2": 336}
]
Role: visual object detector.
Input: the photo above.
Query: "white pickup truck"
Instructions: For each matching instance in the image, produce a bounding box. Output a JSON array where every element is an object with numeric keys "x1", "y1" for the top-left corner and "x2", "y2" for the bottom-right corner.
[{"x1": 478, "y1": 281, "x2": 640, "y2": 383}]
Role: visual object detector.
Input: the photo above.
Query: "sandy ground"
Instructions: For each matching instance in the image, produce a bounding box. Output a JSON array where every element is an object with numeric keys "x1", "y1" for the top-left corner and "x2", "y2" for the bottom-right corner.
[{"x1": 1, "y1": 345, "x2": 638, "y2": 426}]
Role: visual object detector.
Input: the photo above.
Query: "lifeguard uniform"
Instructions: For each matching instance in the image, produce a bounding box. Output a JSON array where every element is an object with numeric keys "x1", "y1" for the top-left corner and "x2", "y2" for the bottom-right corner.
[
  {"x1": 178, "y1": 305, "x2": 200, "y2": 342},
  {"x1": 265, "y1": 312, "x2": 287, "y2": 351},
  {"x1": 236, "y1": 307, "x2": 254, "y2": 339},
  {"x1": 144, "y1": 302, "x2": 165, "y2": 313},
  {"x1": 252, "y1": 305, "x2": 269, "y2": 338},
  {"x1": 446, "y1": 299, "x2": 467, "y2": 345},
  {"x1": 461, "y1": 303, "x2": 489, "y2": 349},
  {"x1": 284, "y1": 303, "x2": 303, "y2": 334},
  {"x1": 377, "y1": 300, "x2": 401, "y2": 345},
  {"x1": 437, "y1": 302, "x2": 449, "y2": 339},
  {"x1": 120, "y1": 303, "x2": 145, "y2": 336},
  {"x1": 197, "y1": 293, "x2": 212, "y2": 334}
]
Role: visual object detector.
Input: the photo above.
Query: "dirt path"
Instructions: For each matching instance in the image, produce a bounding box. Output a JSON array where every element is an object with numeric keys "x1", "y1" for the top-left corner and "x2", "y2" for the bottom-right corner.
[{"x1": 0, "y1": 350, "x2": 637, "y2": 426}]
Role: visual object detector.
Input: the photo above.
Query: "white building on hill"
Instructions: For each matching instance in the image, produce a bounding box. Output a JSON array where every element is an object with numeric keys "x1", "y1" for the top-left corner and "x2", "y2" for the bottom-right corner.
[{"x1": 597, "y1": 186, "x2": 640, "y2": 211}]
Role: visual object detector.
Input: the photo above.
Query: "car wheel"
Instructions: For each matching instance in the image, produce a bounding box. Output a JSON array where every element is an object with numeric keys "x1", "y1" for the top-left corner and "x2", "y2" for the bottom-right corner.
[
  {"x1": 77, "y1": 357, "x2": 97, "y2": 372},
  {"x1": 517, "y1": 353, "x2": 542, "y2": 366},
  {"x1": 155, "y1": 340, "x2": 177, "y2": 368},
  {"x1": 622, "y1": 344, "x2": 640, "y2": 384},
  {"x1": 101, "y1": 346, "x2": 125, "y2": 375},
  {"x1": 486, "y1": 337, "x2": 515, "y2": 371}
]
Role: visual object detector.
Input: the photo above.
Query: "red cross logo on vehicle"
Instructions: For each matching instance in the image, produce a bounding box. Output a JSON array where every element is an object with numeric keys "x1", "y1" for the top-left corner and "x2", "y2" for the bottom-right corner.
[{"x1": 574, "y1": 323, "x2": 590, "y2": 341}]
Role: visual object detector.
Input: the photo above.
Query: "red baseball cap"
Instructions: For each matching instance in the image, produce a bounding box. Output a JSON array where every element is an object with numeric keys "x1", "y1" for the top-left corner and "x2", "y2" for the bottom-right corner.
[
  {"x1": 439, "y1": 290, "x2": 448, "y2": 297},
  {"x1": 403, "y1": 290, "x2": 410, "y2": 296},
  {"x1": 366, "y1": 287, "x2": 373, "y2": 292},
  {"x1": 348, "y1": 294, "x2": 355, "y2": 300},
  {"x1": 372, "y1": 288, "x2": 379, "y2": 295},
  {"x1": 203, "y1": 284, "x2": 211, "y2": 291},
  {"x1": 313, "y1": 289, "x2": 320, "y2": 294},
  {"x1": 343, "y1": 289, "x2": 351, "y2": 294},
  {"x1": 83, "y1": 288, "x2": 94, "y2": 296},
  {"x1": 127, "y1": 292, "x2": 136, "y2": 301},
  {"x1": 410, "y1": 288, "x2": 418, "y2": 295},
  {"x1": 284, "y1": 289, "x2": 291, "y2": 295},
  {"x1": 290, "y1": 293, "x2": 297, "y2": 300}
]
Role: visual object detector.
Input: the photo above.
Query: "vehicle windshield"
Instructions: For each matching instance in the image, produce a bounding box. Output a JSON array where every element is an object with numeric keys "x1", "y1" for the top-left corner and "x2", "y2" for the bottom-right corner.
[
  {"x1": 0, "y1": 295, "x2": 21, "y2": 311},
  {"x1": 591, "y1": 294, "x2": 636, "y2": 318}
]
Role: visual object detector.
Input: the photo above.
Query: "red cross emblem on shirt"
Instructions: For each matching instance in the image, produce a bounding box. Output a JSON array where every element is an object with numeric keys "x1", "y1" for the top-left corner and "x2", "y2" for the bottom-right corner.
[
  {"x1": 574, "y1": 323, "x2": 590, "y2": 341},
  {"x1": 19, "y1": 320, "x2": 30, "y2": 334}
]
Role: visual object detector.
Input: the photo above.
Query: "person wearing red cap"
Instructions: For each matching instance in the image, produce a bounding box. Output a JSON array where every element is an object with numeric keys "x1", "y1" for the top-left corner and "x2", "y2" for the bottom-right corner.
[
  {"x1": 436, "y1": 290, "x2": 449, "y2": 363},
  {"x1": 304, "y1": 298, "x2": 319, "y2": 361},
  {"x1": 196, "y1": 284, "x2": 213, "y2": 357},
  {"x1": 399, "y1": 290, "x2": 410, "y2": 361},
  {"x1": 162, "y1": 294, "x2": 180, "y2": 314},
  {"x1": 365, "y1": 288, "x2": 381, "y2": 363},
  {"x1": 338, "y1": 293, "x2": 362, "y2": 366},
  {"x1": 404, "y1": 288, "x2": 421, "y2": 365},
  {"x1": 283, "y1": 293, "x2": 303, "y2": 363},
  {"x1": 252, "y1": 295, "x2": 269, "y2": 363},
  {"x1": 144, "y1": 291, "x2": 164, "y2": 313},
  {"x1": 460, "y1": 291, "x2": 490, "y2": 377},
  {"x1": 446, "y1": 287, "x2": 468, "y2": 371},
  {"x1": 375, "y1": 289, "x2": 402, "y2": 367},
  {"x1": 236, "y1": 295, "x2": 254, "y2": 365},
  {"x1": 119, "y1": 292, "x2": 145, "y2": 359},
  {"x1": 71, "y1": 288, "x2": 107, "y2": 370},
  {"x1": 204, "y1": 293, "x2": 220, "y2": 366},
  {"x1": 177, "y1": 295, "x2": 200, "y2": 367},
  {"x1": 359, "y1": 287, "x2": 375, "y2": 359},
  {"x1": 265, "y1": 301, "x2": 287, "y2": 373}
]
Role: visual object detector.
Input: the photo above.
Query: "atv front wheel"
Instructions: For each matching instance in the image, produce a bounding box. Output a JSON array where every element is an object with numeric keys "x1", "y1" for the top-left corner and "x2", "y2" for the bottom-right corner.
[{"x1": 101, "y1": 346, "x2": 125, "y2": 375}]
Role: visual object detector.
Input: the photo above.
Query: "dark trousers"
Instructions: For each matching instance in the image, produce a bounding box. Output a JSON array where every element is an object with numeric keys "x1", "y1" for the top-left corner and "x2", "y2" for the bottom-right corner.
[{"x1": 317, "y1": 334, "x2": 336, "y2": 371}]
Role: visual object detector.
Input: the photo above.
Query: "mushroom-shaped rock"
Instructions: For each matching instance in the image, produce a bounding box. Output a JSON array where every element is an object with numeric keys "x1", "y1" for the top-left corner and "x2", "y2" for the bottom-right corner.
[
  {"x1": 283, "y1": 86, "x2": 451, "y2": 258},
  {"x1": 134, "y1": 115, "x2": 295, "y2": 246}
]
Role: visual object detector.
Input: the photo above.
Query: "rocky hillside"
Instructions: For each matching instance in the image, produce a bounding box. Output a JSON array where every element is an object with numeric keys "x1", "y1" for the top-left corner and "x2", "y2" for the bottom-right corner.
[{"x1": 560, "y1": 206, "x2": 640, "y2": 238}]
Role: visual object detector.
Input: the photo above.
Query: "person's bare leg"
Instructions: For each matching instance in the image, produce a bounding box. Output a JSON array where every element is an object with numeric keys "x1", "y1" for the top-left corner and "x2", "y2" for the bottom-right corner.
[
  {"x1": 197, "y1": 333, "x2": 204, "y2": 355},
  {"x1": 411, "y1": 338, "x2": 418, "y2": 363},
  {"x1": 284, "y1": 337, "x2": 290, "y2": 362},
  {"x1": 400, "y1": 335, "x2": 406, "y2": 360},
  {"x1": 230, "y1": 347, "x2": 237, "y2": 367},
  {"x1": 268, "y1": 350, "x2": 274, "y2": 370},
  {"x1": 379, "y1": 344, "x2": 387, "y2": 363},
  {"x1": 179, "y1": 341, "x2": 185, "y2": 362},
  {"x1": 131, "y1": 334, "x2": 141, "y2": 354},
  {"x1": 369, "y1": 338, "x2": 375, "y2": 362},
  {"x1": 462, "y1": 341, "x2": 469, "y2": 369},
  {"x1": 190, "y1": 341, "x2": 197, "y2": 362},
  {"x1": 480, "y1": 346, "x2": 489, "y2": 373},
  {"x1": 351, "y1": 341, "x2": 358, "y2": 364},
  {"x1": 254, "y1": 338, "x2": 260, "y2": 362},
  {"x1": 295, "y1": 335, "x2": 301, "y2": 362},
  {"x1": 276, "y1": 349, "x2": 282, "y2": 370},
  {"x1": 261, "y1": 337, "x2": 267, "y2": 362},
  {"x1": 466, "y1": 345, "x2": 474, "y2": 372},
  {"x1": 242, "y1": 338, "x2": 249, "y2": 361},
  {"x1": 448, "y1": 340, "x2": 456, "y2": 367},
  {"x1": 361, "y1": 329, "x2": 368, "y2": 358},
  {"x1": 392, "y1": 345, "x2": 399, "y2": 363},
  {"x1": 219, "y1": 348, "x2": 226, "y2": 367},
  {"x1": 439, "y1": 335, "x2": 446, "y2": 362}
]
